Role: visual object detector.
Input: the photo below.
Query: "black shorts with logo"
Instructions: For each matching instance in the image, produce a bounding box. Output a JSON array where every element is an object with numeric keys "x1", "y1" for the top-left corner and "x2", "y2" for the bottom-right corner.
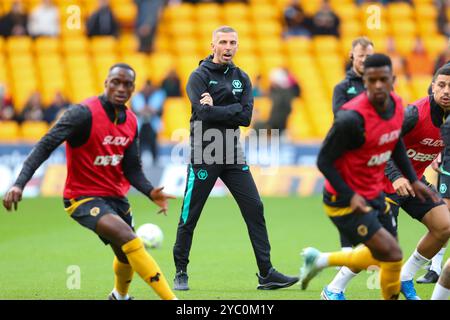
[
  {"x1": 386, "y1": 191, "x2": 444, "y2": 227},
  {"x1": 324, "y1": 192, "x2": 397, "y2": 247},
  {"x1": 63, "y1": 196, "x2": 134, "y2": 245},
  {"x1": 438, "y1": 147, "x2": 450, "y2": 199}
]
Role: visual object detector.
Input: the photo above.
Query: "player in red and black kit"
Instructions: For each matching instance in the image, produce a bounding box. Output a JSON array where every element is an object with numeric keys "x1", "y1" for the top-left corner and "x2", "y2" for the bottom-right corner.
[
  {"x1": 320, "y1": 66, "x2": 450, "y2": 300},
  {"x1": 298, "y1": 54, "x2": 439, "y2": 300},
  {"x1": 384, "y1": 66, "x2": 450, "y2": 299},
  {"x1": 2, "y1": 64, "x2": 177, "y2": 300}
]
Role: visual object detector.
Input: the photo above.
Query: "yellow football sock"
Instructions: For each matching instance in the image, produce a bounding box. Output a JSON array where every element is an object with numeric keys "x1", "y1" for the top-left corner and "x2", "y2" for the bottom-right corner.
[
  {"x1": 122, "y1": 238, "x2": 176, "y2": 300},
  {"x1": 113, "y1": 257, "x2": 134, "y2": 297},
  {"x1": 328, "y1": 246, "x2": 379, "y2": 271},
  {"x1": 379, "y1": 261, "x2": 402, "y2": 300}
]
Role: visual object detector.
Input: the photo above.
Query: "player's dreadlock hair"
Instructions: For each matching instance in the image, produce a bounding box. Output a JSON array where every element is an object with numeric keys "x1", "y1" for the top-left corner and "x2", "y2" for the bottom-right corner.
[
  {"x1": 363, "y1": 53, "x2": 392, "y2": 71},
  {"x1": 432, "y1": 65, "x2": 450, "y2": 82},
  {"x1": 109, "y1": 63, "x2": 136, "y2": 80}
]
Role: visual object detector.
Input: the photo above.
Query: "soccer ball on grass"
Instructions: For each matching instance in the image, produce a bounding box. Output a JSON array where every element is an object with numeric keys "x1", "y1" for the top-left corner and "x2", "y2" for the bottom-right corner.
[{"x1": 136, "y1": 223, "x2": 164, "y2": 249}]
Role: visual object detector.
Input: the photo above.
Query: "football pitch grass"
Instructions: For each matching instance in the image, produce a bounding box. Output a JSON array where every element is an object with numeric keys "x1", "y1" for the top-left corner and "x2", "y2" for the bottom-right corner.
[{"x1": 0, "y1": 195, "x2": 447, "y2": 300}]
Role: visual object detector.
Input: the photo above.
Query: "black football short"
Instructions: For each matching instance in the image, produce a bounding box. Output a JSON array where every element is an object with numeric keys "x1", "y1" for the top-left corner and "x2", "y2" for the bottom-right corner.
[
  {"x1": 386, "y1": 191, "x2": 445, "y2": 226},
  {"x1": 326, "y1": 195, "x2": 397, "y2": 247},
  {"x1": 63, "y1": 196, "x2": 134, "y2": 245}
]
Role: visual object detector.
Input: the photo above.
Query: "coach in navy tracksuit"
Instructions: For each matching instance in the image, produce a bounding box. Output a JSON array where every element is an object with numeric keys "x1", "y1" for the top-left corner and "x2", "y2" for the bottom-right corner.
[{"x1": 172, "y1": 26, "x2": 298, "y2": 291}]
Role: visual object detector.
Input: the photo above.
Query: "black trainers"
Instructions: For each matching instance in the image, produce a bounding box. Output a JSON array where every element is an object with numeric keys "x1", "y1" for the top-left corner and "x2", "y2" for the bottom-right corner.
[
  {"x1": 416, "y1": 270, "x2": 439, "y2": 284},
  {"x1": 174, "y1": 271, "x2": 189, "y2": 291},
  {"x1": 256, "y1": 267, "x2": 299, "y2": 290},
  {"x1": 107, "y1": 292, "x2": 134, "y2": 300}
]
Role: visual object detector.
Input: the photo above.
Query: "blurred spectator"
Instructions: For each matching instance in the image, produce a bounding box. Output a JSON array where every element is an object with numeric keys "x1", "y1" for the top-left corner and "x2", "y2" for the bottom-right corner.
[
  {"x1": 19, "y1": 92, "x2": 45, "y2": 123},
  {"x1": 0, "y1": 85, "x2": 15, "y2": 121},
  {"x1": 434, "y1": 39, "x2": 450, "y2": 73},
  {"x1": 252, "y1": 75, "x2": 265, "y2": 98},
  {"x1": 386, "y1": 37, "x2": 408, "y2": 77},
  {"x1": 86, "y1": 0, "x2": 120, "y2": 38},
  {"x1": 161, "y1": 69, "x2": 182, "y2": 97},
  {"x1": 28, "y1": 0, "x2": 60, "y2": 37},
  {"x1": 312, "y1": 0, "x2": 340, "y2": 37},
  {"x1": 134, "y1": 0, "x2": 165, "y2": 53},
  {"x1": 438, "y1": 0, "x2": 450, "y2": 37},
  {"x1": 0, "y1": 1, "x2": 28, "y2": 37},
  {"x1": 406, "y1": 38, "x2": 433, "y2": 77},
  {"x1": 44, "y1": 92, "x2": 70, "y2": 124},
  {"x1": 131, "y1": 80, "x2": 166, "y2": 163},
  {"x1": 266, "y1": 68, "x2": 299, "y2": 134},
  {"x1": 283, "y1": 0, "x2": 313, "y2": 38}
]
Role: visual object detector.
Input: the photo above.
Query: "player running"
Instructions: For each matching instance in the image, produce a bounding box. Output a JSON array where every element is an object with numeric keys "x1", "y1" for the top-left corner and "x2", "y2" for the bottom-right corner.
[
  {"x1": 299, "y1": 54, "x2": 439, "y2": 300},
  {"x1": 2, "y1": 64, "x2": 177, "y2": 300}
]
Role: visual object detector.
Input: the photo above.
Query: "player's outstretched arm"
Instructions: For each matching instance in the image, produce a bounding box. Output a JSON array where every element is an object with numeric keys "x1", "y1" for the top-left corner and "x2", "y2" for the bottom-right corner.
[
  {"x1": 150, "y1": 187, "x2": 176, "y2": 216},
  {"x1": 3, "y1": 186, "x2": 23, "y2": 212}
]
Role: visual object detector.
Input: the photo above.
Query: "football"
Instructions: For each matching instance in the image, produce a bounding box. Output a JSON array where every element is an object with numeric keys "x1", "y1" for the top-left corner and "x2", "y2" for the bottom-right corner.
[{"x1": 136, "y1": 223, "x2": 164, "y2": 249}]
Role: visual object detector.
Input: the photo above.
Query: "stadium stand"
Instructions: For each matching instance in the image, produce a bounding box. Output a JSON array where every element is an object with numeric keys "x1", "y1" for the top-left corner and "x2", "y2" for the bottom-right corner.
[{"x1": 0, "y1": 0, "x2": 447, "y2": 142}]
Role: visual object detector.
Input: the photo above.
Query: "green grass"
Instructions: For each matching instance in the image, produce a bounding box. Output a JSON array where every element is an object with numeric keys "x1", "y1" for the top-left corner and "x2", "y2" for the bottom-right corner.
[{"x1": 0, "y1": 195, "x2": 447, "y2": 300}]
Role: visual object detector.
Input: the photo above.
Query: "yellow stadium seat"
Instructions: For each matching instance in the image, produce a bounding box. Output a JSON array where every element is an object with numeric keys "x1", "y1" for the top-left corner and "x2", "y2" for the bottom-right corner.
[
  {"x1": 249, "y1": 4, "x2": 279, "y2": 21},
  {"x1": 410, "y1": 76, "x2": 433, "y2": 101},
  {"x1": 0, "y1": 37, "x2": 5, "y2": 52},
  {"x1": 172, "y1": 38, "x2": 200, "y2": 56},
  {"x1": 414, "y1": 3, "x2": 437, "y2": 21},
  {"x1": 34, "y1": 37, "x2": 61, "y2": 54},
  {"x1": 228, "y1": 21, "x2": 252, "y2": 38},
  {"x1": 340, "y1": 20, "x2": 361, "y2": 38},
  {"x1": 256, "y1": 38, "x2": 284, "y2": 55},
  {"x1": 333, "y1": 3, "x2": 359, "y2": 21},
  {"x1": 423, "y1": 35, "x2": 448, "y2": 59},
  {"x1": 148, "y1": 53, "x2": 176, "y2": 85},
  {"x1": 302, "y1": 0, "x2": 321, "y2": 16},
  {"x1": 195, "y1": 3, "x2": 221, "y2": 20},
  {"x1": 90, "y1": 36, "x2": 118, "y2": 55},
  {"x1": 260, "y1": 55, "x2": 286, "y2": 74},
  {"x1": 284, "y1": 38, "x2": 312, "y2": 56},
  {"x1": 168, "y1": 20, "x2": 196, "y2": 37},
  {"x1": 111, "y1": 2, "x2": 136, "y2": 27},
  {"x1": 118, "y1": 33, "x2": 139, "y2": 54},
  {"x1": 196, "y1": 20, "x2": 224, "y2": 38},
  {"x1": 0, "y1": 121, "x2": 20, "y2": 142},
  {"x1": 62, "y1": 36, "x2": 89, "y2": 54},
  {"x1": 287, "y1": 100, "x2": 315, "y2": 141},
  {"x1": 160, "y1": 97, "x2": 190, "y2": 141},
  {"x1": 163, "y1": 3, "x2": 194, "y2": 22},
  {"x1": 313, "y1": 36, "x2": 340, "y2": 54},
  {"x1": 254, "y1": 21, "x2": 283, "y2": 37},
  {"x1": 387, "y1": 2, "x2": 414, "y2": 20},
  {"x1": 417, "y1": 20, "x2": 438, "y2": 37},
  {"x1": 394, "y1": 36, "x2": 416, "y2": 56},
  {"x1": 6, "y1": 36, "x2": 32, "y2": 54},
  {"x1": 390, "y1": 20, "x2": 417, "y2": 38},
  {"x1": 20, "y1": 121, "x2": 49, "y2": 141},
  {"x1": 233, "y1": 54, "x2": 260, "y2": 79},
  {"x1": 223, "y1": 3, "x2": 249, "y2": 20}
]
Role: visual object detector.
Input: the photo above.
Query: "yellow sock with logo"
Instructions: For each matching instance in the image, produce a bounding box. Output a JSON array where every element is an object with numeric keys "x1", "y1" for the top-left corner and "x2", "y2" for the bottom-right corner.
[
  {"x1": 121, "y1": 238, "x2": 176, "y2": 300},
  {"x1": 328, "y1": 246, "x2": 379, "y2": 271},
  {"x1": 113, "y1": 257, "x2": 134, "y2": 297},
  {"x1": 379, "y1": 261, "x2": 402, "y2": 300}
]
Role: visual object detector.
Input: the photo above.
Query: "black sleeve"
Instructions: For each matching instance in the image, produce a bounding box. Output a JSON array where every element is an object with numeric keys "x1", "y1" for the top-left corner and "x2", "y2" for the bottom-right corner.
[
  {"x1": 317, "y1": 110, "x2": 365, "y2": 198},
  {"x1": 384, "y1": 104, "x2": 419, "y2": 182},
  {"x1": 401, "y1": 104, "x2": 419, "y2": 136},
  {"x1": 441, "y1": 113, "x2": 450, "y2": 147},
  {"x1": 222, "y1": 72, "x2": 253, "y2": 127},
  {"x1": 391, "y1": 139, "x2": 418, "y2": 183},
  {"x1": 332, "y1": 81, "x2": 348, "y2": 115},
  {"x1": 122, "y1": 129, "x2": 154, "y2": 198},
  {"x1": 187, "y1": 71, "x2": 243, "y2": 122},
  {"x1": 14, "y1": 105, "x2": 91, "y2": 189}
]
